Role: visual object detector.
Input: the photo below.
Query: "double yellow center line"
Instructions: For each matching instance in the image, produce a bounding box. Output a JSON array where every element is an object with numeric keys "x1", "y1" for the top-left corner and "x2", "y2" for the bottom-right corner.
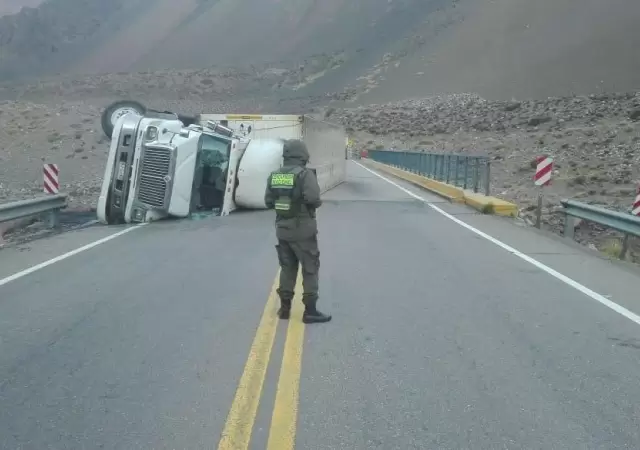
[{"x1": 217, "y1": 270, "x2": 306, "y2": 450}]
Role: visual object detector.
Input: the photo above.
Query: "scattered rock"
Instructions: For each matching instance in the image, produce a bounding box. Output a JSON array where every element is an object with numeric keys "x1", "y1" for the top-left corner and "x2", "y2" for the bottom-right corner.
[
  {"x1": 528, "y1": 116, "x2": 552, "y2": 127},
  {"x1": 335, "y1": 90, "x2": 640, "y2": 262}
]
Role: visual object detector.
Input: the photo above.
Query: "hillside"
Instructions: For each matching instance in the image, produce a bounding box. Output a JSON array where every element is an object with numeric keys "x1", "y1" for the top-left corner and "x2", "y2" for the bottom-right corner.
[
  {"x1": 0, "y1": 0, "x2": 440, "y2": 86},
  {"x1": 0, "y1": 0, "x2": 42, "y2": 16},
  {"x1": 356, "y1": 0, "x2": 640, "y2": 103},
  {"x1": 1, "y1": 0, "x2": 640, "y2": 101},
  {"x1": 1, "y1": 0, "x2": 640, "y2": 259}
]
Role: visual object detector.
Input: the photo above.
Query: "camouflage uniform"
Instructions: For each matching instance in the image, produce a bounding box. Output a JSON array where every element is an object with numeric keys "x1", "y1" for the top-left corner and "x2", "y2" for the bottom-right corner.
[{"x1": 264, "y1": 139, "x2": 331, "y2": 324}]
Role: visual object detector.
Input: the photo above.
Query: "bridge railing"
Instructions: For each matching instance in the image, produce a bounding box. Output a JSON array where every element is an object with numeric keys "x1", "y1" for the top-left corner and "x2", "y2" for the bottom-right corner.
[{"x1": 367, "y1": 150, "x2": 491, "y2": 196}]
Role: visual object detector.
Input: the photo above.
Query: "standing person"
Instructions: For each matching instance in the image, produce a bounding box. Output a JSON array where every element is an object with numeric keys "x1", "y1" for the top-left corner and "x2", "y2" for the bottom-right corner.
[{"x1": 264, "y1": 139, "x2": 332, "y2": 324}]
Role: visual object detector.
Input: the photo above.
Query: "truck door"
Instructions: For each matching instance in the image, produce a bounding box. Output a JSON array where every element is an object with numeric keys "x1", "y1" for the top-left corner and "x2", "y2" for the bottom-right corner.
[
  {"x1": 220, "y1": 139, "x2": 247, "y2": 216},
  {"x1": 197, "y1": 133, "x2": 231, "y2": 212}
]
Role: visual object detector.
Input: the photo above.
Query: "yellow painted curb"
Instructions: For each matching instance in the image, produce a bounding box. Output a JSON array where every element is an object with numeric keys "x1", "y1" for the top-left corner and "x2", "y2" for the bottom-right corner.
[
  {"x1": 365, "y1": 159, "x2": 465, "y2": 202},
  {"x1": 363, "y1": 159, "x2": 518, "y2": 217},
  {"x1": 463, "y1": 192, "x2": 518, "y2": 218}
]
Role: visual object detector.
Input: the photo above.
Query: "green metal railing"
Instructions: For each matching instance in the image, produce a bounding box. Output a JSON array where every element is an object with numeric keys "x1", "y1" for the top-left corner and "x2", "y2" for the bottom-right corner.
[{"x1": 368, "y1": 150, "x2": 491, "y2": 195}]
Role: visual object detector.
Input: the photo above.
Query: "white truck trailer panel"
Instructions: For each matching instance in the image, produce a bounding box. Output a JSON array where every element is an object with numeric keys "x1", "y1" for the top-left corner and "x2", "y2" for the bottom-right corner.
[
  {"x1": 302, "y1": 116, "x2": 347, "y2": 194},
  {"x1": 200, "y1": 113, "x2": 346, "y2": 200},
  {"x1": 233, "y1": 138, "x2": 286, "y2": 209}
]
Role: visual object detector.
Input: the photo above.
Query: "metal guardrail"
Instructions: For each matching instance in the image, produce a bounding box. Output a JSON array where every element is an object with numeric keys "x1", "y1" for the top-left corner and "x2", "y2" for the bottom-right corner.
[
  {"x1": 368, "y1": 150, "x2": 491, "y2": 195},
  {"x1": 0, "y1": 195, "x2": 67, "y2": 229},
  {"x1": 562, "y1": 199, "x2": 640, "y2": 259}
]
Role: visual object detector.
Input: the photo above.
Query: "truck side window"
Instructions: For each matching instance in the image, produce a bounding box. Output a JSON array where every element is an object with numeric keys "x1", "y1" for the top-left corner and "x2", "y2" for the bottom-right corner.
[{"x1": 199, "y1": 135, "x2": 229, "y2": 172}]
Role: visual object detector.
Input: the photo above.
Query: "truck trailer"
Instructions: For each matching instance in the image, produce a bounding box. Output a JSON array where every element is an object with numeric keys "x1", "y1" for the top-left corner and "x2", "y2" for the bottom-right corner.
[{"x1": 96, "y1": 100, "x2": 347, "y2": 225}]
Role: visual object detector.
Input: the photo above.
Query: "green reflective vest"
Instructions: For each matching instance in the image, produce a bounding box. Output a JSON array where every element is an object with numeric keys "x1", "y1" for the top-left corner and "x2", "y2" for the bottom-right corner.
[{"x1": 269, "y1": 167, "x2": 304, "y2": 218}]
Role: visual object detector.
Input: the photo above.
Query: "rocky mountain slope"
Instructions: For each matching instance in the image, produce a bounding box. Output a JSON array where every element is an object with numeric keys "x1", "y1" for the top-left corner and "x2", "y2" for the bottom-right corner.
[
  {"x1": 1, "y1": 0, "x2": 639, "y2": 100},
  {"x1": 0, "y1": 0, "x2": 43, "y2": 17},
  {"x1": 0, "y1": 0, "x2": 145, "y2": 80},
  {"x1": 1, "y1": 0, "x2": 639, "y2": 258},
  {"x1": 338, "y1": 93, "x2": 640, "y2": 227},
  {"x1": 355, "y1": 0, "x2": 640, "y2": 103}
]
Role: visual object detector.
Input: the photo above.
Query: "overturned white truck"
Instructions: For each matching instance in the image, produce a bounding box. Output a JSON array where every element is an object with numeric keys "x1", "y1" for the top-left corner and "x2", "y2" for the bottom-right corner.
[{"x1": 96, "y1": 101, "x2": 347, "y2": 224}]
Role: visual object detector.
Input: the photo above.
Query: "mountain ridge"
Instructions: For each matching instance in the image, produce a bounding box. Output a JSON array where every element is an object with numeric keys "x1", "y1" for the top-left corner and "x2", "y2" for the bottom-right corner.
[{"x1": 1, "y1": 0, "x2": 639, "y2": 102}]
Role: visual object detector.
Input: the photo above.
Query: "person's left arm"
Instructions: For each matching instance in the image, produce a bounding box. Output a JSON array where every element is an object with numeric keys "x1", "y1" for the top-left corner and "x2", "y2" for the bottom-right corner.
[{"x1": 264, "y1": 174, "x2": 275, "y2": 209}]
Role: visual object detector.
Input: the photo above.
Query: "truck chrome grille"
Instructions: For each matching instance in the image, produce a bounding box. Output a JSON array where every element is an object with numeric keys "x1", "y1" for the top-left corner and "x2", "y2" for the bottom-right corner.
[{"x1": 138, "y1": 146, "x2": 171, "y2": 208}]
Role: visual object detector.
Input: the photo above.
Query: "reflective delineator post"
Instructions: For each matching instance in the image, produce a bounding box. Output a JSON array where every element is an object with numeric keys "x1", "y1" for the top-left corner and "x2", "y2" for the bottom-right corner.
[
  {"x1": 43, "y1": 163, "x2": 59, "y2": 194},
  {"x1": 622, "y1": 184, "x2": 640, "y2": 259},
  {"x1": 534, "y1": 155, "x2": 553, "y2": 229}
]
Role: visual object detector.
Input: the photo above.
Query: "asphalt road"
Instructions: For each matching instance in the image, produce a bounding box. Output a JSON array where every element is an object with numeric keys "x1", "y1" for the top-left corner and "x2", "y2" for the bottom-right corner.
[{"x1": 2, "y1": 162, "x2": 640, "y2": 449}]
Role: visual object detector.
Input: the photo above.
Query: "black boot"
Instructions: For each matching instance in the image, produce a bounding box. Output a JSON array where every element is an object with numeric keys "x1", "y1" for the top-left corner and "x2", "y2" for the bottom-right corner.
[
  {"x1": 302, "y1": 307, "x2": 331, "y2": 324},
  {"x1": 277, "y1": 304, "x2": 291, "y2": 320}
]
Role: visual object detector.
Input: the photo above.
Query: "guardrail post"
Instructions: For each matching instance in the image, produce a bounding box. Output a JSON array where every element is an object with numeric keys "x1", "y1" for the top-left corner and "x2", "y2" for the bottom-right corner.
[
  {"x1": 463, "y1": 157, "x2": 469, "y2": 189},
  {"x1": 454, "y1": 155, "x2": 460, "y2": 187},
  {"x1": 484, "y1": 160, "x2": 491, "y2": 196},
  {"x1": 563, "y1": 214, "x2": 575, "y2": 240},
  {"x1": 44, "y1": 209, "x2": 60, "y2": 229},
  {"x1": 442, "y1": 155, "x2": 451, "y2": 184},
  {"x1": 473, "y1": 159, "x2": 480, "y2": 193},
  {"x1": 442, "y1": 155, "x2": 447, "y2": 181}
]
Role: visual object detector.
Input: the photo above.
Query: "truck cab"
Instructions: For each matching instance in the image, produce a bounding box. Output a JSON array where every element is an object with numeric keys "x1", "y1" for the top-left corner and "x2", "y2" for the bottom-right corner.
[
  {"x1": 96, "y1": 101, "x2": 347, "y2": 225},
  {"x1": 97, "y1": 113, "x2": 245, "y2": 225}
]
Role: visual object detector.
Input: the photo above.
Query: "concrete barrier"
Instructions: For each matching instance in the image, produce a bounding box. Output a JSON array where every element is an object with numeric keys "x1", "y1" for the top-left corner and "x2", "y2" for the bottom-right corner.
[
  {"x1": 463, "y1": 192, "x2": 519, "y2": 217},
  {"x1": 363, "y1": 159, "x2": 518, "y2": 217}
]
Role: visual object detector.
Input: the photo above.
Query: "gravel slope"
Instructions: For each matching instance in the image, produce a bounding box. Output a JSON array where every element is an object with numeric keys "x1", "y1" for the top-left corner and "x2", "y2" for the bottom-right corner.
[{"x1": 1, "y1": 0, "x2": 639, "y2": 259}]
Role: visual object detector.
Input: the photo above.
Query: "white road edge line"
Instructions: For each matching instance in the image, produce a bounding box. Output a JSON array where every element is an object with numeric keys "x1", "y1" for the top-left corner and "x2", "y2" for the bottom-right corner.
[
  {"x1": 353, "y1": 161, "x2": 640, "y2": 327},
  {"x1": 0, "y1": 223, "x2": 147, "y2": 288}
]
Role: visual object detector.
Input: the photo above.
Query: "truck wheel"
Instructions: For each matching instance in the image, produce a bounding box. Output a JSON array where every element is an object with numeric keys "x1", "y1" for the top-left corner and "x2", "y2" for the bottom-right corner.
[
  {"x1": 101, "y1": 100, "x2": 147, "y2": 139},
  {"x1": 177, "y1": 114, "x2": 198, "y2": 126}
]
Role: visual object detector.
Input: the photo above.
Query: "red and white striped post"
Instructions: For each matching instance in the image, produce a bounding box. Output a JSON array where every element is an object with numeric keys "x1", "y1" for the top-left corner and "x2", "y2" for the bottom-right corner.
[
  {"x1": 633, "y1": 185, "x2": 640, "y2": 217},
  {"x1": 620, "y1": 184, "x2": 640, "y2": 260},
  {"x1": 533, "y1": 155, "x2": 553, "y2": 228},
  {"x1": 43, "y1": 163, "x2": 59, "y2": 194}
]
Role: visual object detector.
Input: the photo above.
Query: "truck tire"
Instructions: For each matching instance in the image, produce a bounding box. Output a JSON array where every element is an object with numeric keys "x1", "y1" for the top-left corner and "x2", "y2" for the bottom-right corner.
[
  {"x1": 101, "y1": 100, "x2": 147, "y2": 139},
  {"x1": 177, "y1": 114, "x2": 198, "y2": 126}
]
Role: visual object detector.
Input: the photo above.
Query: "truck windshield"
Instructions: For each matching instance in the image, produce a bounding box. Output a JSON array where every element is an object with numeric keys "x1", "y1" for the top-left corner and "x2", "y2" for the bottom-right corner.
[
  {"x1": 196, "y1": 134, "x2": 231, "y2": 211},
  {"x1": 200, "y1": 134, "x2": 230, "y2": 170}
]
